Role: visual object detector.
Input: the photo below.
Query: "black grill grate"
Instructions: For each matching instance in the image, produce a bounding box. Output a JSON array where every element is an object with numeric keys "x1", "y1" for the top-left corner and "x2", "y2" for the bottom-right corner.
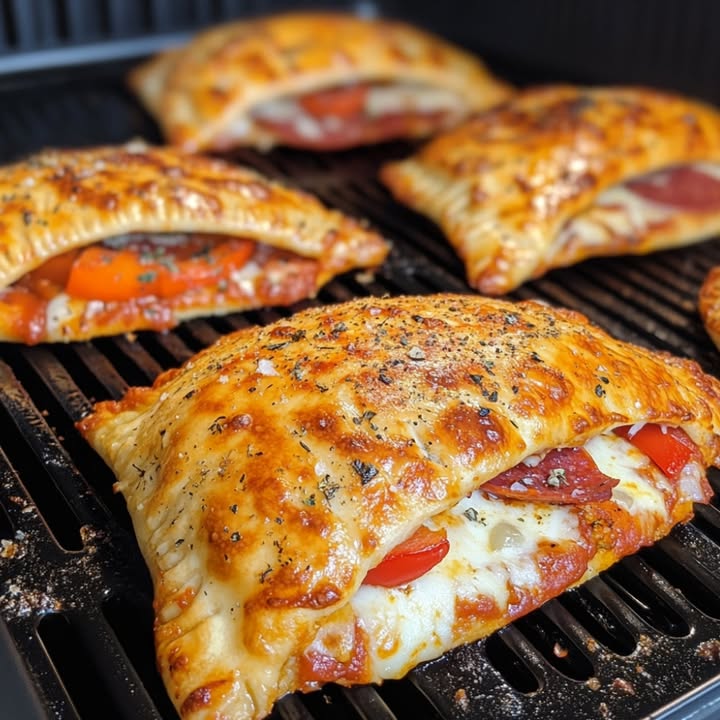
[{"x1": 3, "y1": 69, "x2": 720, "y2": 720}]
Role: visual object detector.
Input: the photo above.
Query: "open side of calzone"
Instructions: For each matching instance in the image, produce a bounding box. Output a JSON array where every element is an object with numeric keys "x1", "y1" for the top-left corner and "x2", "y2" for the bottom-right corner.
[
  {"x1": 381, "y1": 85, "x2": 720, "y2": 294},
  {"x1": 128, "y1": 12, "x2": 512, "y2": 152},
  {"x1": 0, "y1": 142, "x2": 388, "y2": 343},
  {"x1": 78, "y1": 293, "x2": 720, "y2": 720}
]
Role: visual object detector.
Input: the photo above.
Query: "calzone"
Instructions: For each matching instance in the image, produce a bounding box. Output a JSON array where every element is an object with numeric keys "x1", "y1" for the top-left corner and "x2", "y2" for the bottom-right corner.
[
  {"x1": 128, "y1": 12, "x2": 512, "y2": 151},
  {"x1": 381, "y1": 85, "x2": 720, "y2": 294},
  {"x1": 0, "y1": 142, "x2": 387, "y2": 343},
  {"x1": 78, "y1": 293, "x2": 720, "y2": 720}
]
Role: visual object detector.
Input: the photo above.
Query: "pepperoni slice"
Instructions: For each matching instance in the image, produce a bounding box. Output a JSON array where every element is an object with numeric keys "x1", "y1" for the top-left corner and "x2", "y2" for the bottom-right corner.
[
  {"x1": 483, "y1": 447, "x2": 619, "y2": 504},
  {"x1": 626, "y1": 165, "x2": 720, "y2": 212},
  {"x1": 254, "y1": 111, "x2": 448, "y2": 151}
]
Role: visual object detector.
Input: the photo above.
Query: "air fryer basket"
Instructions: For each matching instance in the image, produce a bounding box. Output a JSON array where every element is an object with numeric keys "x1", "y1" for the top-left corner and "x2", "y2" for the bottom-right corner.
[{"x1": 3, "y1": 2, "x2": 720, "y2": 719}]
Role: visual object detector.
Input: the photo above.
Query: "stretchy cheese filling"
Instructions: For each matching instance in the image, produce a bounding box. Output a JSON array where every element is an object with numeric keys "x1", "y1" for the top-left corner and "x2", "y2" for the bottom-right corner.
[{"x1": 302, "y1": 427, "x2": 708, "y2": 686}]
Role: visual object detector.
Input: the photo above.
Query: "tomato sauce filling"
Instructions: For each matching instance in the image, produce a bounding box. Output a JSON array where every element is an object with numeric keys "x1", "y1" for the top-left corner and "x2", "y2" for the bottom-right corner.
[{"x1": 1, "y1": 233, "x2": 320, "y2": 343}]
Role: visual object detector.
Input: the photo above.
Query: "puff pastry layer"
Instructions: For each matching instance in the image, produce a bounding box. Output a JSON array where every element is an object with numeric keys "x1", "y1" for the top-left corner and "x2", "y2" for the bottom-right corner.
[
  {"x1": 129, "y1": 12, "x2": 512, "y2": 151},
  {"x1": 0, "y1": 142, "x2": 387, "y2": 343},
  {"x1": 381, "y1": 85, "x2": 720, "y2": 294},
  {"x1": 78, "y1": 293, "x2": 720, "y2": 720}
]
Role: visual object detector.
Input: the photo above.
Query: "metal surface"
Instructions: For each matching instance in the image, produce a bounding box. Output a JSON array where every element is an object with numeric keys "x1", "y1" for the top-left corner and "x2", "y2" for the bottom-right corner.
[{"x1": 2, "y1": 69, "x2": 720, "y2": 720}]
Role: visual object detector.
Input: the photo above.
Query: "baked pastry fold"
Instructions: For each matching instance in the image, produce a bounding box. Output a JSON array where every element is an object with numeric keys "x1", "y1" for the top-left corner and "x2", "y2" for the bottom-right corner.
[
  {"x1": 0, "y1": 142, "x2": 388, "y2": 343},
  {"x1": 381, "y1": 85, "x2": 720, "y2": 294},
  {"x1": 78, "y1": 293, "x2": 720, "y2": 720},
  {"x1": 129, "y1": 12, "x2": 512, "y2": 151}
]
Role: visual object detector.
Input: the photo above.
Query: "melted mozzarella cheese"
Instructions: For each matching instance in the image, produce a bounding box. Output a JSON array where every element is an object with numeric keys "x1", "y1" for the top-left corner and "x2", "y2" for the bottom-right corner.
[
  {"x1": 45, "y1": 293, "x2": 74, "y2": 335},
  {"x1": 339, "y1": 432, "x2": 675, "y2": 679}
]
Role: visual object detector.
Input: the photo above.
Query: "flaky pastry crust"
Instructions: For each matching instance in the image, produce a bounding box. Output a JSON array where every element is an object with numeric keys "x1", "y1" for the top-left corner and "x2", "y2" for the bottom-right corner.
[
  {"x1": 78, "y1": 293, "x2": 720, "y2": 719},
  {"x1": 128, "y1": 12, "x2": 512, "y2": 151},
  {"x1": 381, "y1": 85, "x2": 720, "y2": 294}
]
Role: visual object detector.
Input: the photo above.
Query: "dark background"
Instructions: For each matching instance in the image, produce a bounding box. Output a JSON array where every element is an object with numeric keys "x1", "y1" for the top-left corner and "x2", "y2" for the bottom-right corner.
[{"x1": 0, "y1": 0, "x2": 718, "y2": 102}]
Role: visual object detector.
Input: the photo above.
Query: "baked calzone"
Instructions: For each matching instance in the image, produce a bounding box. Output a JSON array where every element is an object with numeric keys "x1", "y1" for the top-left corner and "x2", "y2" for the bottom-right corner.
[
  {"x1": 0, "y1": 142, "x2": 388, "y2": 343},
  {"x1": 128, "y1": 12, "x2": 512, "y2": 151},
  {"x1": 381, "y1": 85, "x2": 720, "y2": 294},
  {"x1": 77, "y1": 293, "x2": 720, "y2": 720}
]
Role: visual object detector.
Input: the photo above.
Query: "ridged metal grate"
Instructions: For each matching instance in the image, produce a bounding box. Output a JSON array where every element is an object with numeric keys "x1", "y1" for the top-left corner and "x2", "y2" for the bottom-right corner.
[{"x1": 3, "y1": 66, "x2": 720, "y2": 720}]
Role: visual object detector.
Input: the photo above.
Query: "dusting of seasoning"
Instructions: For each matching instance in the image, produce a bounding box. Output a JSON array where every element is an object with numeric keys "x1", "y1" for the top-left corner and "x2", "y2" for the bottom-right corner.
[
  {"x1": 351, "y1": 459, "x2": 379, "y2": 485},
  {"x1": 318, "y1": 475, "x2": 341, "y2": 502},
  {"x1": 209, "y1": 416, "x2": 226, "y2": 435},
  {"x1": 259, "y1": 565, "x2": 272, "y2": 583}
]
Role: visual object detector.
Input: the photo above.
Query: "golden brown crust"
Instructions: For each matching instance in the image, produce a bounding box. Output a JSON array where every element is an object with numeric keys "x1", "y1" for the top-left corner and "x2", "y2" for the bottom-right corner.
[
  {"x1": 78, "y1": 293, "x2": 720, "y2": 719},
  {"x1": 129, "y1": 12, "x2": 512, "y2": 151},
  {"x1": 699, "y1": 266, "x2": 720, "y2": 350},
  {"x1": 381, "y1": 85, "x2": 720, "y2": 294}
]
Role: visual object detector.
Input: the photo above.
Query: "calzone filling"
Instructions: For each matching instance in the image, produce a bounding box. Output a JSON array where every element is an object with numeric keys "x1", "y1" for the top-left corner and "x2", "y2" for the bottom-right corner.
[
  {"x1": 299, "y1": 424, "x2": 710, "y2": 687},
  {"x1": 242, "y1": 82, "x2": 467, "y2": 150},
  {"x1": 1, "y1": 232, "x2": 327, "y2": 344},
  {"x1": 553, "y1": 162, "x2": 720, "y2": 262}
]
